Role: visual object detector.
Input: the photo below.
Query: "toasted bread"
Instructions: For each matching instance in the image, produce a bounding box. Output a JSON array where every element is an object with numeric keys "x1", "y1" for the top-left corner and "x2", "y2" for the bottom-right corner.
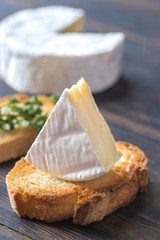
[
  {"x1": 6, "y1": 141, "x2": 148, "y2": 225},
  {"x1": 0, "y1": 94, "x2": 54, "y2": 163}
]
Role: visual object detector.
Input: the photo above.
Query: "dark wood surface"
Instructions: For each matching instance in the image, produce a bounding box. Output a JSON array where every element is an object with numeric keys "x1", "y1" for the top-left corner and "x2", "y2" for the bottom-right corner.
[{"x1": 0, "y1": 0, "x2": 160, "y2": 239}]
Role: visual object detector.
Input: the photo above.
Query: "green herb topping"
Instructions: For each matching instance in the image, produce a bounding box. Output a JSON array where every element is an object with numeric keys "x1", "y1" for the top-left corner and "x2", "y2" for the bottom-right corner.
[
  {"x1": 49, "y1": 93, "x2": 61, "y2": 104},
  {"x1": 0, "y1": 94, "x2": 60, "y2": 132}
]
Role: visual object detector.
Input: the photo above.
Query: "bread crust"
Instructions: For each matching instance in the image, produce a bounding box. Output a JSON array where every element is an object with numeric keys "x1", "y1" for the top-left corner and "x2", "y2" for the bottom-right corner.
[
  {"x1": 6, "y1": 141, "x2": 148, "y2": 225},
  {"x1": 0, "y1": 93, "x2": 29, "y2": 106},
  {"x1": 0, "y1": 94, "x2": 54, "y2": 163},
  {"x1": 73, "y1": 142, "x2": 148, "y2": 225}
]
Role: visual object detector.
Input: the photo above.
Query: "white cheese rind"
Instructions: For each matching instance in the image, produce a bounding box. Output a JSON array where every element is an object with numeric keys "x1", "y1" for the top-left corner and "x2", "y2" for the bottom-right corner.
[
  {"x1": 0, "y1": 32, "x2": 124, "y2": 94},
  {"x1": 0, "y1": 6, "x2": 124, "y2": 94},
  {"x1": 26, "y1": 79, "x2": 122, "y2": 181},
  {"x1": 0, "y1": 5, "x2": 84, "y2": 82},
  {"x1": 0, "y1": 5, "x2": 84, "y2": 40},
  {"x1": 26, "y1": 91, "x2": 106, "y2": 181}
]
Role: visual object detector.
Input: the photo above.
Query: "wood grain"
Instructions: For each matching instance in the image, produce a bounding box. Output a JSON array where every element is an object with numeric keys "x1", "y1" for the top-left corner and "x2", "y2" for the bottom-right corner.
[
  {"x1": 0, "y1": 224, "x2": 32, "y2": 240},
  {"x1": 0, "y1": 0, "x2": 160, "y2": 239}
]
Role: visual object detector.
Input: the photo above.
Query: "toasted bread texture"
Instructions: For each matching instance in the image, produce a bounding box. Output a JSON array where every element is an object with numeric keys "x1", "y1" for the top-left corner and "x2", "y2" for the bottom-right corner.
[
  {"x1": 0, "y1": 94, "x2": 54, "y2": 163},
  {"x1": 6, "y1": 141, "x2": 148, "y2": 225}
]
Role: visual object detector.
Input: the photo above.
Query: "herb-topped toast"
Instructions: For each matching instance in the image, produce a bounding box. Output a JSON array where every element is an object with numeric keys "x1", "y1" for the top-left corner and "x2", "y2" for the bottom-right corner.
[{"x1": 0, "y1": 93, "x2": 59, "y2": 163}]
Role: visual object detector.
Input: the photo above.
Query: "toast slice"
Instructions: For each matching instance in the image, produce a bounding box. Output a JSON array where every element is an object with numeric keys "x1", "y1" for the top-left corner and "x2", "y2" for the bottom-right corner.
[
  {"x1": 0, "y1": 94, "x2": 55, "y2": 163},
  {"x1": 6, "y1": 141, "x2": 148, "y2": 226}
]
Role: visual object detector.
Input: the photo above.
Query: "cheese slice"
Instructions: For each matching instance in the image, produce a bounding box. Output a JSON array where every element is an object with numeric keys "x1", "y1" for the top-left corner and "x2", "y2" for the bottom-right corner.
[{"x1": 25, "y1": 78, "x2": 122, "y2": 181}]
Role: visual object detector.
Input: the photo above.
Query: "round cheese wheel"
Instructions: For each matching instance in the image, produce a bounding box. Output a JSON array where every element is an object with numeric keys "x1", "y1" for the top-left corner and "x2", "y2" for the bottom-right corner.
[{"x1": 0, "y1": 6, "x2": 124, "y2": 94}]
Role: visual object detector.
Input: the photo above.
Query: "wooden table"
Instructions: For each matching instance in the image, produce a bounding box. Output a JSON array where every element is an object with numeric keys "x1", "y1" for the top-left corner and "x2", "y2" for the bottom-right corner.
[{"x1": 0, "y1": 0, "x2": 160, "y2": 239}]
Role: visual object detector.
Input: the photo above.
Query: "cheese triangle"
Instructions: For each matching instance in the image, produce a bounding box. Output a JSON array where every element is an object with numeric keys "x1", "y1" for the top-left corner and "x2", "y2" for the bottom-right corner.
[{"x1": 26, "y1": 78, "x2": 122, "y2": 180}]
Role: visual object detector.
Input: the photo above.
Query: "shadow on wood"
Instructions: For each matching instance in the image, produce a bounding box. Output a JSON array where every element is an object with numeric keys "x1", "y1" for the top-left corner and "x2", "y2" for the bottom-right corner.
[{"x1": 94, "y1": 75, "x2": 133, "y2": 102}]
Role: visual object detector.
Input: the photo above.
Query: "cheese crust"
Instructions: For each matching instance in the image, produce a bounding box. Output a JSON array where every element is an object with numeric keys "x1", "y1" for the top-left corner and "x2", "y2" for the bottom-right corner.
[{"x1": 6, "y1": 141, "x2": 148, "y2": 225}]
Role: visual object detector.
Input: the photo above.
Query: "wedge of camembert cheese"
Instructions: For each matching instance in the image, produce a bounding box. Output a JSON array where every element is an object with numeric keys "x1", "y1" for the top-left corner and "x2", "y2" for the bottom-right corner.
[{"x1": 25, "y1": 78, "x2": 122, "y2": 181}]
